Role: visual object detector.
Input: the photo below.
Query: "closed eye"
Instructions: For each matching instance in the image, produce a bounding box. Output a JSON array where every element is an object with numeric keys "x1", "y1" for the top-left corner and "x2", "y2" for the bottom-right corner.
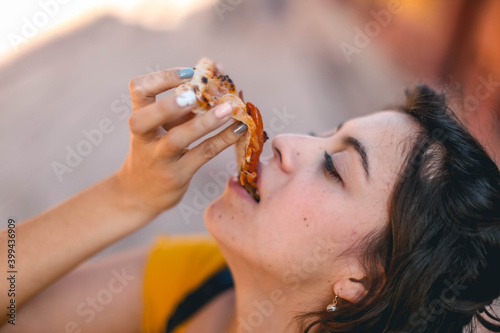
[{"x1": 323, "y1": 151, "x2": 342, "y2": 183}]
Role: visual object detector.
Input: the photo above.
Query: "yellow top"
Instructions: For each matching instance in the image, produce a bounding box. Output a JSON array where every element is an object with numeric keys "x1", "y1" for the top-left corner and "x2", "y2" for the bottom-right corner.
[{"x1": 141, "y1": 234, "x2": 228, "y2": 333}]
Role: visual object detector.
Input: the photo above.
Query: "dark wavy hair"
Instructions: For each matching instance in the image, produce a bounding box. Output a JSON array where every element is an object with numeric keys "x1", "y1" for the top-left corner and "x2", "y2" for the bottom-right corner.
[{"x1": 297, "y1": 85, "x2": 500, "y2": 332}]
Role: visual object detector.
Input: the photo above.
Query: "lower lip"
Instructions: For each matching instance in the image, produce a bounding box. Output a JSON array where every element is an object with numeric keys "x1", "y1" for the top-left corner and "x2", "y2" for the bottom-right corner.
[{"x1": 228, "y1": 175, "x2": 257, "y2": 203}]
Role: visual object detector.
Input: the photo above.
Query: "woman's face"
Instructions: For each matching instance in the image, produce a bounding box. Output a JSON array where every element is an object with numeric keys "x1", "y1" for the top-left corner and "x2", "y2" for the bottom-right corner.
[{"x1": 206, "y1": 110, "x2": 417, "y2": 294}]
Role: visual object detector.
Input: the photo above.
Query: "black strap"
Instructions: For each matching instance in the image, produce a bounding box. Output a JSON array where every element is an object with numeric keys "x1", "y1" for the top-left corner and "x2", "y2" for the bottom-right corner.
[{"x1": 165, "y1": 266, "x2": 234, "y2": 333}]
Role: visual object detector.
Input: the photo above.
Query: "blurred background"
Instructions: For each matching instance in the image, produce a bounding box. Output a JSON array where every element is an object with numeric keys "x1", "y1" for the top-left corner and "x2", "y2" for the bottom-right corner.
[{"x1": 0, "y1": 0, "x2": 499, "y2": 328}]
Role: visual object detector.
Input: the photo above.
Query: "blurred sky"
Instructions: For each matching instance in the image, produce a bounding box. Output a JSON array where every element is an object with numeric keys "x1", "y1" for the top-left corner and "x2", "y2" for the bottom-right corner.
[{"x1": 0, "y1": 0, "x2": 214, "y2": 61}]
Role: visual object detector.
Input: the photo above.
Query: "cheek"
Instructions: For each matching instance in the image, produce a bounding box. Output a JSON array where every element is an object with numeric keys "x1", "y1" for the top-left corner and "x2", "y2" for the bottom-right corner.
[
  {"x1": 270, "y1": 181, "x2": 370, "y2": 254},
  {"x1": 264, "y1": 180, "x2": 327, "y2": 223},
  {"x1": 256, "y1": 179, "x2": 350, "y2": 247}
]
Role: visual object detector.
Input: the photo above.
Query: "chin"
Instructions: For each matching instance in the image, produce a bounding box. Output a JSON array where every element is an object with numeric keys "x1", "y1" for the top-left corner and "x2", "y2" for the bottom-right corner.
[
  {"x1": 204, "y1": 190, "x2": 252, "y2": 247},
  {"x1": 205, "y1": 196, "x2": 263, "y2": 275},
  {"x1": 204, "y1": 196, "x2": 223, "y2": 226},
  {"x1": 205, "y1": 195, "x2": 233, "y2": 236}
]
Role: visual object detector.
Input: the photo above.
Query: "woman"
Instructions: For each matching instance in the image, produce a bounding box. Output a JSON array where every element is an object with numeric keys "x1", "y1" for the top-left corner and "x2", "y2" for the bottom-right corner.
[{"x1": 1, "y1": 67, "x2": 499, "y2": 333}]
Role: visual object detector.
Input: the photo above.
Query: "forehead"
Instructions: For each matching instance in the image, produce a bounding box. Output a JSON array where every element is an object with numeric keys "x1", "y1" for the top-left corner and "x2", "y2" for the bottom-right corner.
[
  {"x1": 339, "y1": 110, "x2": 417, "y2": 181},
  {"x1": 345, "y1": 111, "x2": 415, "y2": 144}
]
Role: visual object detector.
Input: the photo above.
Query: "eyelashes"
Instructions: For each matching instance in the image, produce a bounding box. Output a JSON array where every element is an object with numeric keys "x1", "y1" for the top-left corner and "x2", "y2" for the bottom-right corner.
[
  {"x1": 310, "y1": 132, "x2": 342, "y2": 183},
  {"x1": 323, "y1": 151, "x2": 342, "y2": 183}
]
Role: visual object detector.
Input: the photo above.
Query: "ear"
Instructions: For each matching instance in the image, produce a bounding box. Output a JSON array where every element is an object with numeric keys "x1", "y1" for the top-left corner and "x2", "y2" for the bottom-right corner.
[
  {"x1": 332, "y1": 264, "x2": 385, "y2": 304},
  {"x1": 332, "y1": 276, "x2": 368, "y2": 304}
]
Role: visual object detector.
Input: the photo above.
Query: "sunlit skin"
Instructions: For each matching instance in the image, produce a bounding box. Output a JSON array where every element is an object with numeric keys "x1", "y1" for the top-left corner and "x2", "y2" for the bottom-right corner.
[{"x1": 206, "y1": 111, "x2": 419, "y2": 332}]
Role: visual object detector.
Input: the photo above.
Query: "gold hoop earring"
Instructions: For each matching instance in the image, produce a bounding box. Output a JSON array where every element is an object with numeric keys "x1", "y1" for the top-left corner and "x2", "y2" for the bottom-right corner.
[{"x1": 326, "y1": 289, "x2": 342, "y2": 312}]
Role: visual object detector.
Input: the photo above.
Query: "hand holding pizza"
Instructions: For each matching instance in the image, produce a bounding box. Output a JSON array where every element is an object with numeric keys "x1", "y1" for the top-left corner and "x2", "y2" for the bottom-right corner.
[{"x1": 114, "y1": 67, "x2": 247, "y2": 216}]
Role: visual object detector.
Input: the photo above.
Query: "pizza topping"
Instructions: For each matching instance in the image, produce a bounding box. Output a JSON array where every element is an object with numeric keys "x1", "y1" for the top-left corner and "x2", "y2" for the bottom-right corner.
[{"x1": 239, "y1": 102, "x2": 267, "y2": 201}]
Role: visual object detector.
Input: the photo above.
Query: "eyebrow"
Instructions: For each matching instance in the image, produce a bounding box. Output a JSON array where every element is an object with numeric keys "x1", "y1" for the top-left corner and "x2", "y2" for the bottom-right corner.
[{"x1": 336, "y1": 122, "x2": 370, "y2": 181}]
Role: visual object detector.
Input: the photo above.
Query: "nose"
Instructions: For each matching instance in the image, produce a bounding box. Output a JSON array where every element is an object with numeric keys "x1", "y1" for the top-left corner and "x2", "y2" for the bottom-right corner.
[{"x1": 271, "y1": 134, "x2": 322, "y2": 174}]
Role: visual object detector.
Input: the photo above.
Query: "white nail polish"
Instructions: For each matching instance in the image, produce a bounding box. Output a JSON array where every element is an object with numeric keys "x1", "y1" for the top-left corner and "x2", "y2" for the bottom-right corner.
[{"x1": 176, "y1": 91, "x2": 197, "y2": 107}]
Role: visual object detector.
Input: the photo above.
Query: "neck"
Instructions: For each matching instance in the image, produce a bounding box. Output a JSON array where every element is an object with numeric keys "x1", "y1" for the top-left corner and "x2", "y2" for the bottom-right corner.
[{"x1": 222, "y1": 260, "x2": 326, "y2": 333}]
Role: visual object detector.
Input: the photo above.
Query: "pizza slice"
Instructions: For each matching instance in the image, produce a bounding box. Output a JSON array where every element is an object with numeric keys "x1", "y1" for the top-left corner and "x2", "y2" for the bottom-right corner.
[{"x1": 175, "y1": 58, "x2": 267, "y2": 202}]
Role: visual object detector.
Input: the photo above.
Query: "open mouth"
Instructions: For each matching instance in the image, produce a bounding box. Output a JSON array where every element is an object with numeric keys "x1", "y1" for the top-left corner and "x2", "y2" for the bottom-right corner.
[
  {"x1": 247, "y1": 162, "x2": 264, "y2": 203},
  {"x1": 229, "y1": 175, "x2": 259, "y2": 203}
]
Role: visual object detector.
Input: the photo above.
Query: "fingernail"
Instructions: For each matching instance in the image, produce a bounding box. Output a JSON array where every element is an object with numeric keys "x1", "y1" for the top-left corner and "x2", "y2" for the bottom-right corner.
[
  {"x1": 178, "y1": 68, "x2": 194, "y2": 79},
  {"x1": 233, "y1": 122, "x2": 247, "y2": 135},
  {"x1": 214, "y1": 103, "x2": 232, "y2": 119},
  {"x1": 176, "y1": 91, "x2": 197, "y2": 107}
]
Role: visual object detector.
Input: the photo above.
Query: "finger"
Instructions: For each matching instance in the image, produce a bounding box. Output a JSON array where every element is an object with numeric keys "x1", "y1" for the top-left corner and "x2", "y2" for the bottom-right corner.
[
  {"x1": 128, "y1": 67, "x2": 194, "y2": 111},
  {"x1": 159, "y1": 102, "x2": 234, "y2": 155},
  {"x1": 128, "y1": 90, "x2": 197, "y2": 140},
  {"x1": 181, "y1": 121, "x2": 248, "y2": 175},
  {"x1": 162, "y1": 112, "x2": 196, "y2": 131}
]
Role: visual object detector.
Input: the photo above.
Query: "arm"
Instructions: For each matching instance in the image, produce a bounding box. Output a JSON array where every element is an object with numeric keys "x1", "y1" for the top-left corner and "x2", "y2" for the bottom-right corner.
[
  {"x1": 0, "y1": 246, "x2": 149, "y2": 333},
  {"x1": 0, "y1": 67, "x2": 245, "y2": 326},
  {"x1": 0, "y1": 175, "x2": 152, "y2": 323}
]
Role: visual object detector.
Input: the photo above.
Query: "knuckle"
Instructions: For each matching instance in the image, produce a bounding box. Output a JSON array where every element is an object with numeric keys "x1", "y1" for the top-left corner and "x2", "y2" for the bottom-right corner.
[
  {"x1": 191, "y1": 114, "x2": 209, "y2": 132},
  {"x1": 161, "y1": 70, "x2": 174, "y2": 83},
  {"x1": 165, "y1": 171, "x2": 185, "y2": 187},
  {"x1": 128, "y1": 77, "x2": 144, "y2": 95},
  {"x1": 128, "y1": 113, "x2": 142, "y2": 134},
  {"x1": 220, "y1": 130, "x2": 235, "y2": 146},
  {"x1": 200, "y1": 112, "x2": 216, "y2": 128},
  {"x1": 193, "y1": 113, "x2": 217, "y2": 133},
  {"x1": 215, "y1": 130, "x2": 235, "y2": 149},
  {"x1": 202, "y1": 141, "x2": 219, "y2": 160},
  {"x1": 164, "y1": 131, "x2": 182, "y2": 151},
  {"x1": 143, "y1": 73, "x2": 162, "y2": 91}
]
